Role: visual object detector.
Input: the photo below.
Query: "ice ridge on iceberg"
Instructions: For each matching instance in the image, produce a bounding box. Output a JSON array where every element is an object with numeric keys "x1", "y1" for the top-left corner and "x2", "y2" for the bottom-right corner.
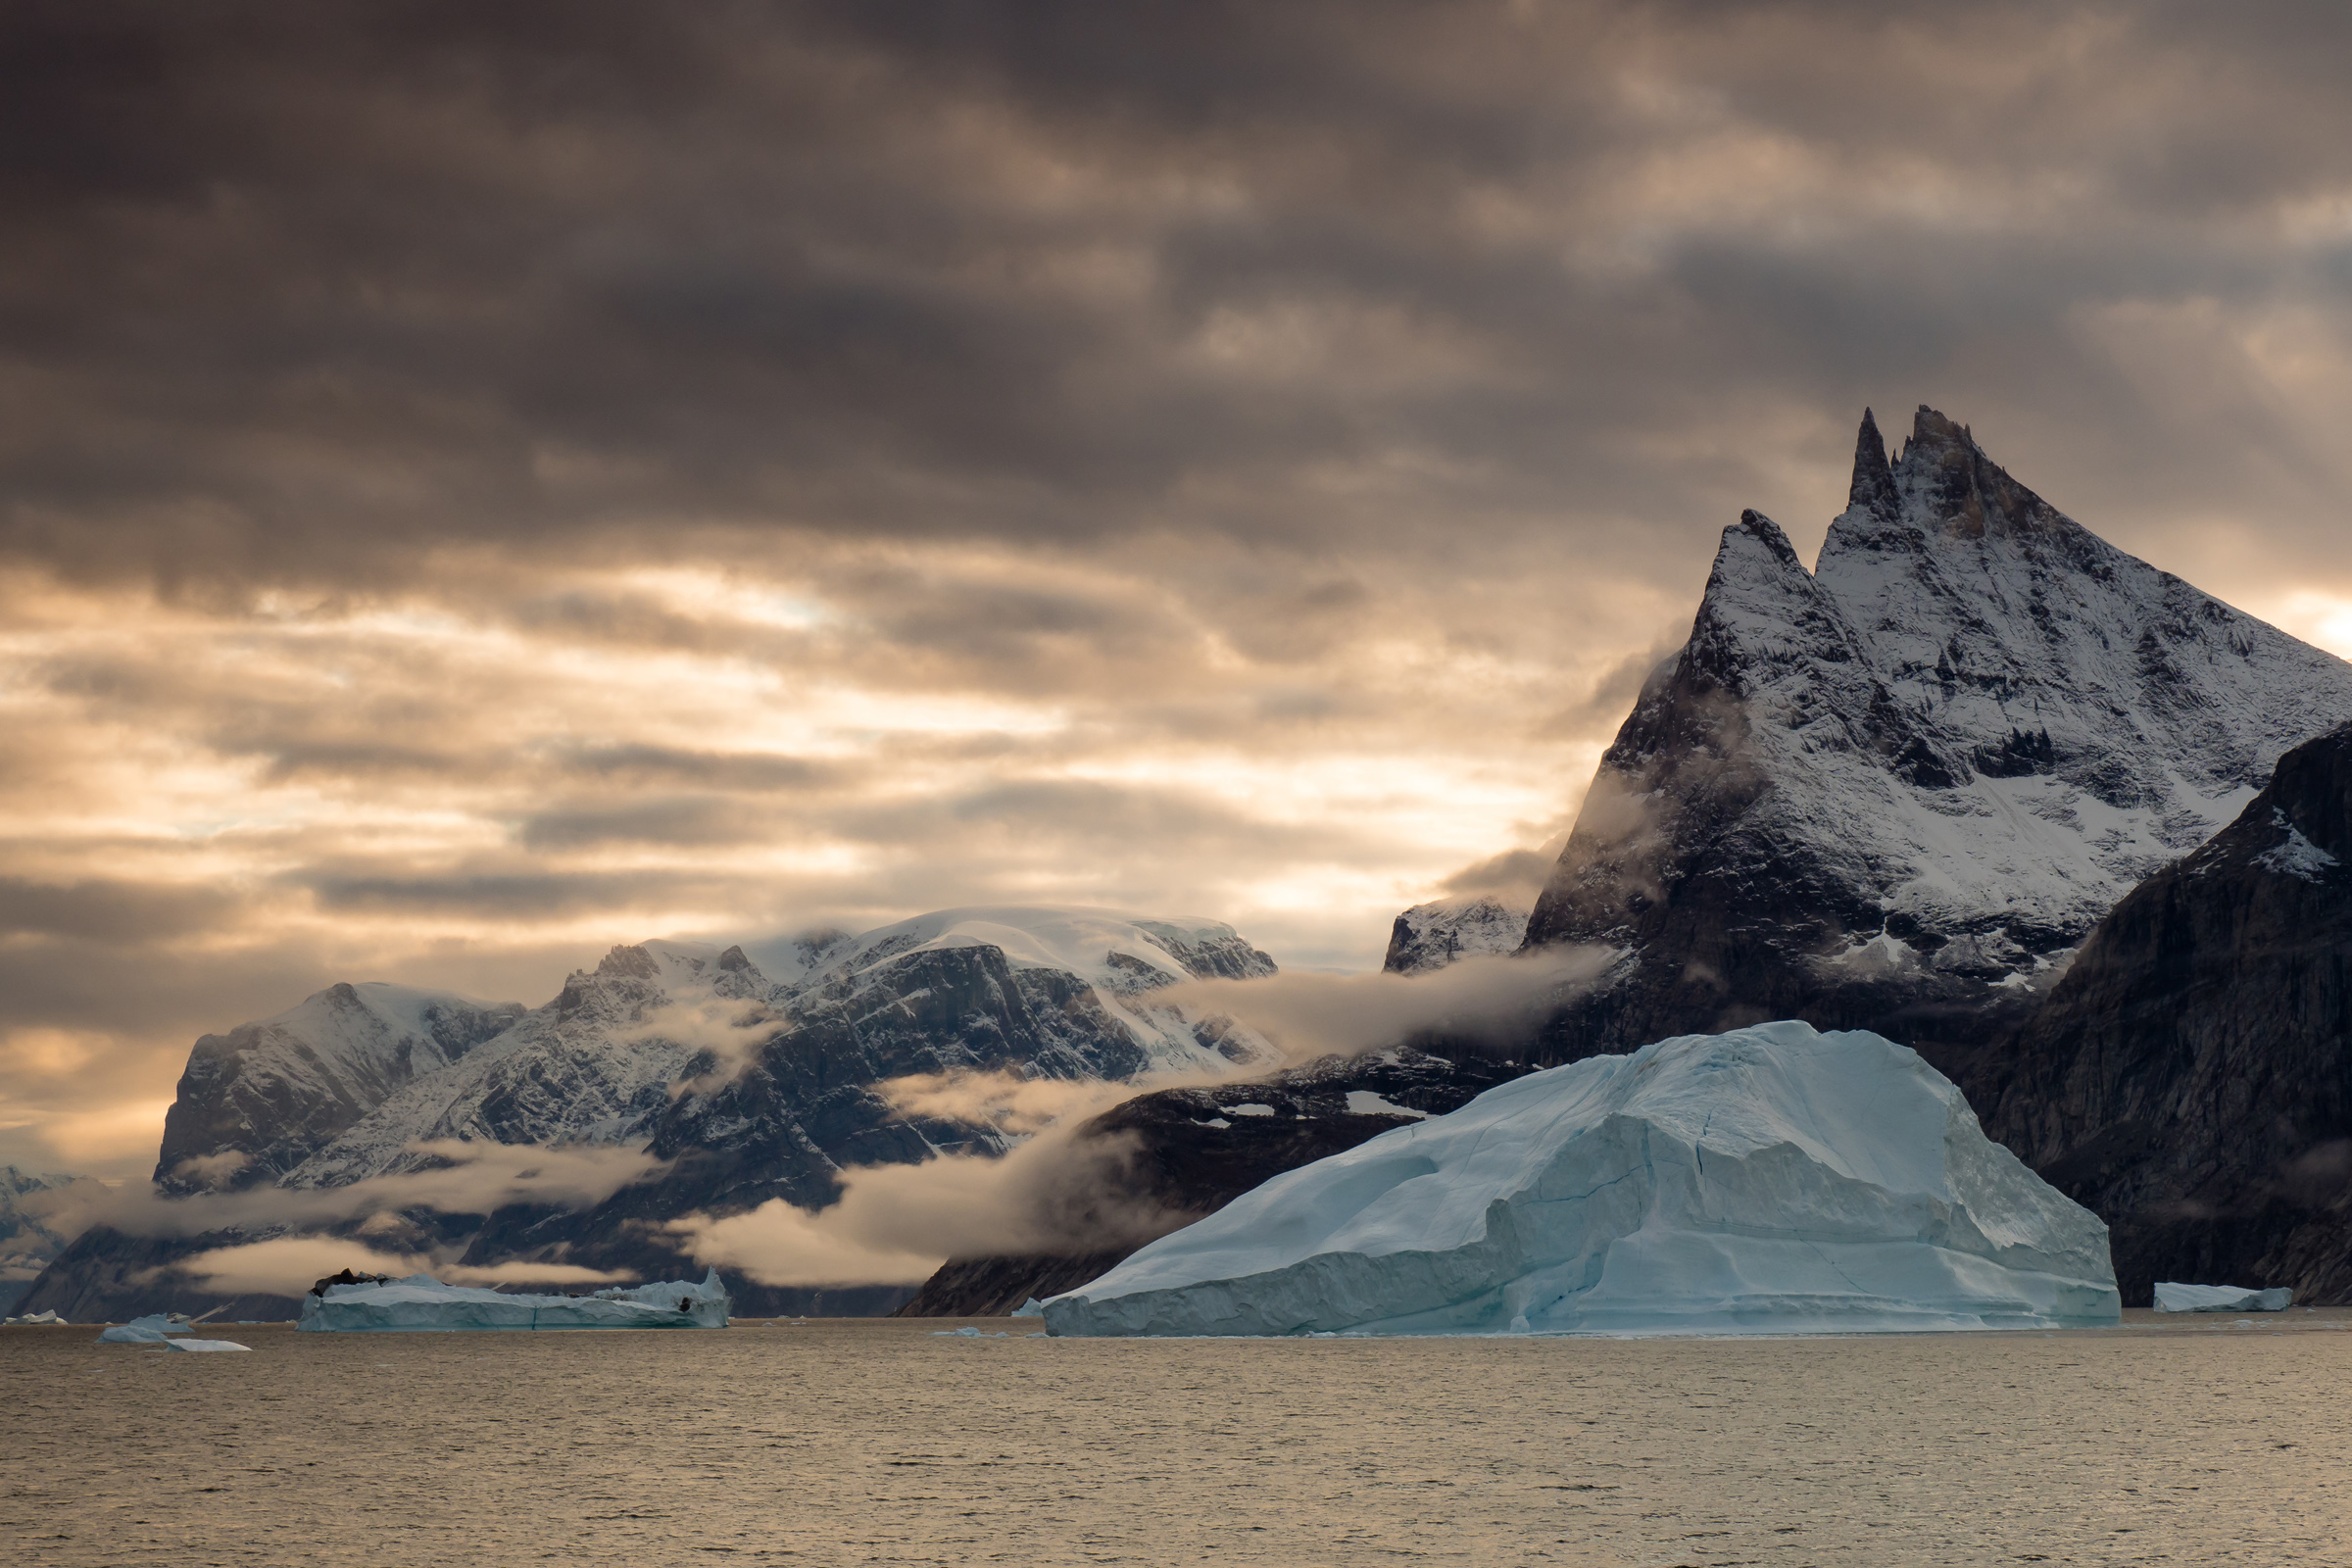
[
  {"x1": 1043, "y1": 1022, "x2": 2121, "y2": 1337},
  {"x1": 299, "y1": 1267, "x2": 731, "y2": 1332}
]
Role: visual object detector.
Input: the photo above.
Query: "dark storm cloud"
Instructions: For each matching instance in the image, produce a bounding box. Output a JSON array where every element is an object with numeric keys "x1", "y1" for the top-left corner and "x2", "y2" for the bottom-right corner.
[
  {"x1": 7, "y1": 0, "x2": 2348, "y2": 591},
  {"x1": 0, "y1": 877, "x2": 243, "y2": 942}
]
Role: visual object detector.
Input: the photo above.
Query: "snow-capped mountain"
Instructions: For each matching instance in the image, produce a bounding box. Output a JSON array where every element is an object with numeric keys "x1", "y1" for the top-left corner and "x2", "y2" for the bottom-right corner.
[
  {"x1": 1518, "y1": 406, "x2": 2352, "y2": 1069},
  {"x1": 1984, "y1": 720, "x2": 2352, "y2": 1306},
  {"x1": 1382, "y1": 895, "x2": 1532, "y2": 975},
  {"x1": 488, "y1": 910, "x2": 1282, "y2": 1286},
  {"x1": 22, "y1": 906, "x2": 1277, "y2": 1319},
  {"x1": 279, "y1": 942, "x2": 773, "y2": 1188},
  {"x1": 155, "y1": 983, "x2": 525, "y2": 1192}
]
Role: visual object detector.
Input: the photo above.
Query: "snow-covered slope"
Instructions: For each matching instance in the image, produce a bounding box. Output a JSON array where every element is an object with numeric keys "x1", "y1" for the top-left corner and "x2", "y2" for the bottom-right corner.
[
  {"x1": 26, "y1": 906, "x2": 1283, "y2": 1319},
  {"x1": 1382, "y1": 896, "x2": 1532, "y2": 975},
  {"x1": 1519, "y1": 407, "x2": 2352, "y2": 1069},
  {"x1": 1044, "y1": 1021, "x2": 2120, "y2": 1337},
  {"x1": 283, "y1": 943, "x2": 772, "y2": 1186},
  {"x1": 791, "y1": 906, "x2": 1277, "y2": 1074},
  {"x1": 155, "y1": 982, "x2": 525, "y2": 1191}
]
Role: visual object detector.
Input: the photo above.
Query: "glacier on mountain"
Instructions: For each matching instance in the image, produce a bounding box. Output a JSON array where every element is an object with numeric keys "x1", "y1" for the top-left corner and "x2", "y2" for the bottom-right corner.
[
  {"x1": 1042, "y1": 1021, "x2": 2120, "y2": 1338},
  {"x1": 298, "y1": 1267, "x2": 731, "y2": 1332}
]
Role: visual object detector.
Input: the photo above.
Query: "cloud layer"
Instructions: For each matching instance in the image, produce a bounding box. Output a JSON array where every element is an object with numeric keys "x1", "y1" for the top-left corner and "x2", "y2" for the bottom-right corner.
[{"x1": 7, "y1": 2, "x2": 2352, "y2": 1172}]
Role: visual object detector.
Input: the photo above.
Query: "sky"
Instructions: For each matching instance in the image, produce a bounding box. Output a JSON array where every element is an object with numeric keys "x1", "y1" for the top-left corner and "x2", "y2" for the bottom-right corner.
[{"x1": 6, "y1": 0, "x2": 2352, "y2": 1179}]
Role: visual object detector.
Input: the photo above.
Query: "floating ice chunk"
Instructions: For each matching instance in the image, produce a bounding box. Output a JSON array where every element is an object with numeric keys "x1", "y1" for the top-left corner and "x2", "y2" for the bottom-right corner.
[
  {"x1": 160, "y1": 1337, "x2": 251, "y2": 1351},
  {"x1": 1011, "y1": 1298, "x2": 1045, "y2": 1317},
  {"x1": 1045, "y1": 1022, "x2": 2122, "y2": 1338},
  {"x1": 2152, "y1": 1282, "x2": 2294, "y2": 1312},
  {"x1": 7, "y1": 1310, "x2": 67, "y2": 1325},
  {"x1": 97, "y1": 1314, "x2": 194, "y2": 1344},
  {"x1": 299, "y1": 1267, "x2": 731, "y2": 1332}
]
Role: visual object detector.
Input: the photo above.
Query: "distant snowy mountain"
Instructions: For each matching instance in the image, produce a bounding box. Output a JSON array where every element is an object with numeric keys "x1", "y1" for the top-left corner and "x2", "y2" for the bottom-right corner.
[
  {"x1": 156, "y1": 983, "x2": 525, "y2": 1192},
  {"x1": 283, "y1": 942, "x2": 770, "y2": 1188},
  {"x1": 0, "y1": 1166, "x2": 97, "y2": 1314},
  {"x1": 23, "y1": 906, "x2": 1278, "y2": 1319},
  {"x1": 1382, "y1": 895, "x2": 1531, "y2": 975},
  {"x1": 1517, "y1": 406, "x2": 2352, "y2": 1069}
]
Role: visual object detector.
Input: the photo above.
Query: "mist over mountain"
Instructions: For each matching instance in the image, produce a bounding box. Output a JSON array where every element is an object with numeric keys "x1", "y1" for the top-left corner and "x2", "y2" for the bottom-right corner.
[{"x1": 18, "y1": 908, "x2": 1278, "y2": 1320}]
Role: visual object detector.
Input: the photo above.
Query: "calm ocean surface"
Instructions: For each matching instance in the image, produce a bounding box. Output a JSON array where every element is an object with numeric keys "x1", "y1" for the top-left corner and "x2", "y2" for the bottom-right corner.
[{"x1": 5, "y1": 1313, "x2": 2348, "y2": 1566}]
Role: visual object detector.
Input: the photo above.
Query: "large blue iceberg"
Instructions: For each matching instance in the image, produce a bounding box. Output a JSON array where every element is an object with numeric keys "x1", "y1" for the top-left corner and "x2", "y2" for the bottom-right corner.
[
  {"x1": 1045, "y1": 1022, "x2": 2121, "y2": 1337},
  {"x1": 299, "y1": 1268, "x2": 732, "y2": 1332}
]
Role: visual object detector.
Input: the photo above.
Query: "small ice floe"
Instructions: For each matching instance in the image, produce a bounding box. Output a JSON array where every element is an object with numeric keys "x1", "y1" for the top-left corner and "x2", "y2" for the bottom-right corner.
[
  {"x1": 932, "y1": 1326, "x2": 1009, "y2": 1338},
  {"x1": 1011, "y1": 1298, "x2": 1045, "y2": 1318},
  {"x1": 160, "y1": 1338, "x2": 251, "y2": 1351},
  {"x1": 2153, "y1": 1282, "x2": 2294, "y2": 1313},
  {"x1": 7, "y1": 1310, "x2": 69, "y2": 1325},
  {"x1": 97, "y1": 1313, "x2": 195, "y2": 1345}
]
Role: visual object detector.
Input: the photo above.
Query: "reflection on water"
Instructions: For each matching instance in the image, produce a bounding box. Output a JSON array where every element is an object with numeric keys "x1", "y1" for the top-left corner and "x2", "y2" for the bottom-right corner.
[{"x1": 4, "y1": 1313, "x2": 2349, "y2": 1565}]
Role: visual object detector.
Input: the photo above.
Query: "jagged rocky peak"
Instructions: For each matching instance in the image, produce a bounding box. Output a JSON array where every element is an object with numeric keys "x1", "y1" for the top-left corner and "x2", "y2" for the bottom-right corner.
[
  {"x1": 1520, "y1": 404, "x2": 2352, "y2": 1068},
  {"x1": 1384, "y1": 895, "x2": 1532, "y2": 975}
]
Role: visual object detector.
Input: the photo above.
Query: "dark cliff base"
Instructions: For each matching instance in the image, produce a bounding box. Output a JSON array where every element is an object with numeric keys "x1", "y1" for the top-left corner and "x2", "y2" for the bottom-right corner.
[
  {"x1": 894, "y1": 1048, "x2": 1535, "y2": 1316},
  {"x1": 1984, "y1": 724, "x2": 2352, "y2": 1305}
]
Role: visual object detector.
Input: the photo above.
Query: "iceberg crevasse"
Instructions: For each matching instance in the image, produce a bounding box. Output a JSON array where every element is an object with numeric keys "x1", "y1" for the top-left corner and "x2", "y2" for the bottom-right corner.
[
  {"x1": 1044, "y1": 1022, "x2": 2121, "y2": 1337},
  {"x1": 299, "y1": 1268, "x2": 731, "y2": 1332}
]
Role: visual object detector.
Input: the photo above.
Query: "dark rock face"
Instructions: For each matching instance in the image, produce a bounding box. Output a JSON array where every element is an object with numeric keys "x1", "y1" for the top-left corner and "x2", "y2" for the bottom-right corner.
[
  {"x1": 18, "y1": 1226, "x2": 305, "y2": 1323},
  {"x1": 1517, "y1": 406, "x2": 2352, "y2": 1078},
  {"x1": 1984, "y1": 722, "x2": 2352, "y2": 1305},
  {"x1": 893, "y1": 1049, "x2": 1538, "y2": 1315}
]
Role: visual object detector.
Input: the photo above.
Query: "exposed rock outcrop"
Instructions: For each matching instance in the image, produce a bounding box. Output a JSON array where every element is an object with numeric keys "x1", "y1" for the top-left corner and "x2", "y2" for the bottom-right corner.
[{"x1": 1984, "y1": 721, "x2": 2352, "y2": 1304}]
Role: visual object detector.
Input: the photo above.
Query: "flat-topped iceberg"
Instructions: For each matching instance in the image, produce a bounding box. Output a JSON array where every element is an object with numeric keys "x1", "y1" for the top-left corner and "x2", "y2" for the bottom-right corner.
[
  {"x1": 2153, "y1": 1282, "x2": 2293, "y2": 1313},
  {"x1": 299, "y1": 1268, "x2": 731, "y2": 1332},
  {"x1": 1044, "y1": 1022, "x2": 2121, "y2": 1337}
]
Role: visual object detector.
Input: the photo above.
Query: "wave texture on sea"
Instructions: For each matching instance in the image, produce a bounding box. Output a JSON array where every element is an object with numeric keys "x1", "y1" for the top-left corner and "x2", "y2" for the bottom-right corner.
[{"x1": 4, "y1": 1312, "x2": 2349, "y2": 1565}]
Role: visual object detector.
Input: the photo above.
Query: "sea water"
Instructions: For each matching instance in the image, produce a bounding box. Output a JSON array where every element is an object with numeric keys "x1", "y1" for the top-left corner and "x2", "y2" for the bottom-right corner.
[{"x1": 4, "y1": 1313, "x2": 2348, "y2": 1565}]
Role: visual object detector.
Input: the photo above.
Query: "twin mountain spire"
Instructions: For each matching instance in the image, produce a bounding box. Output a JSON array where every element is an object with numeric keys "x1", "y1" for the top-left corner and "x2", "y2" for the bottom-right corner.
[{"x1": 1521, "y1": 404, "x2": 2352, "y2": 1071}]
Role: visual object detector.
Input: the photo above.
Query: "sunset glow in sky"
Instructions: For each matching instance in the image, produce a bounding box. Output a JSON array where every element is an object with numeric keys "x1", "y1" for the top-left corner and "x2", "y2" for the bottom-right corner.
[{"x1": 6, "y1": 1, "x2": 2352, "y2": 1176}]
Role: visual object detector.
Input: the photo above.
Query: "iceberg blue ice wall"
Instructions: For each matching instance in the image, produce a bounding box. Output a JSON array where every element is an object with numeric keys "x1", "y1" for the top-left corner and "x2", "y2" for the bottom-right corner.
[{"x1": 1045, "y1": 1023, "x2": 2120, "y2": 1337}]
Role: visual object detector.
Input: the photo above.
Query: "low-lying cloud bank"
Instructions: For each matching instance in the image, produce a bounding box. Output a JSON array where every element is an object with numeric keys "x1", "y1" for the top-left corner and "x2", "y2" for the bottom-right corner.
[
  {"x1": 1161, "y1": 947, "x2": 1618, "y2": 1065},
  {"x1": 668, "y1": 950, "x2": 1617, "y2": 1286},
  {"x1": 23, "y1": 1140, "x2": 662, "y2": 1246},
  {"x1": 148, "y1": 1237, "x2": 636, "y2": 1298}
]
